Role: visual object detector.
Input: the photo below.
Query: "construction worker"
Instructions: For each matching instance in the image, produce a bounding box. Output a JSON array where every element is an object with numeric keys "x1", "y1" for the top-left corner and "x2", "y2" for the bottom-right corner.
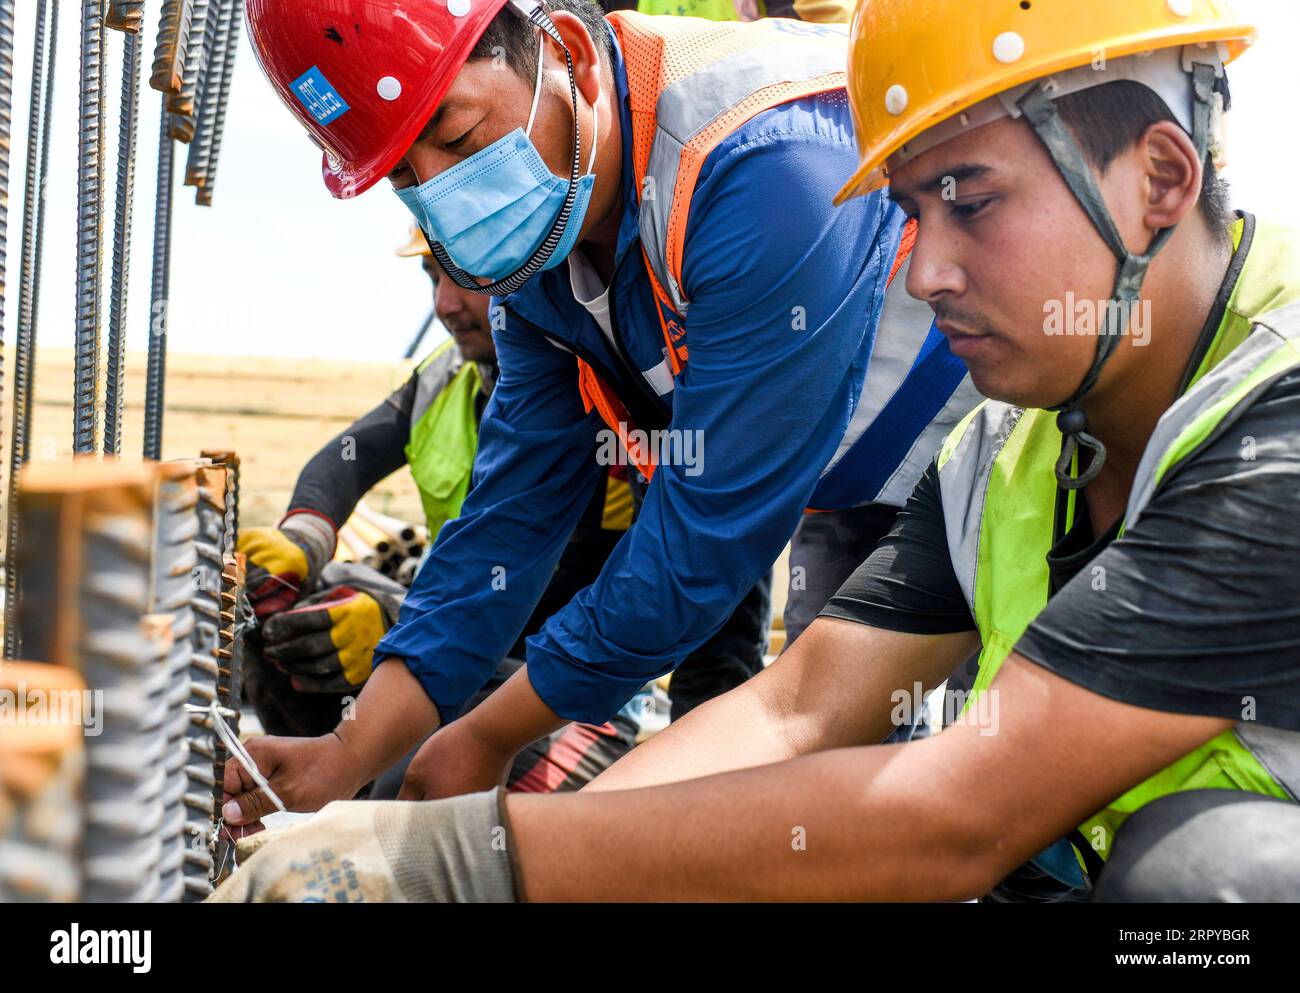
[
  {"x1": 216, "y1": 0, "x2": 1300, "y2": 903},
  {"x1": 240, "y1": 231, "x2": 772, "y2": 791},
  {"x1": 224, "y1": 0, "x2": 977, "y2": 818},
  {"x1": 238, "y1": 235, "x2": 648, "y2": 790}
]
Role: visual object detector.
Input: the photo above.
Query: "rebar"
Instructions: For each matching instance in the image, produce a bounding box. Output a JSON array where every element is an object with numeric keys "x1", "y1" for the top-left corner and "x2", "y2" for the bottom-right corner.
[
  {"x1": 106, "y1": 1, "x2": 145, "y2": 34},
  {"x1": 150, "y1": 0, "x2": 193, "y2": 95},
  {"x1": 168, "y1": 0, "x2": 212, "y2": 141},
  {"x1": 195, "y1": 0, "x2": 241, "y2": 207},
  {"x1": 185, "y1": 0, "x2": 225, "y2": 189},
  {"x1": 74, "y1": 0, "x2": 107, "y2": 455},
  {"x1": 143, "y1": 100, "x2": 174, "y2": 461},
  {"x1": 5, "y1": 0, "x2": 58, "y2": 660},
  {"x1": 151, "y1": 462, "x2": 200, "y2": 903},
  {"x1": 181, "y1": 460, "x2": 226, "y2": 901},
  {"x1": 16, "y1": 463, "x2": 167, "y2": 902},
  {"x1": 211, "y1": 551, "x2": 245, "y2": 885},
  {"x1": 0, "y1": 663, "x2": 87, "y2": 903},
  {"x1": 104, "y1": 23, "x2": 145, "y2": 455}
]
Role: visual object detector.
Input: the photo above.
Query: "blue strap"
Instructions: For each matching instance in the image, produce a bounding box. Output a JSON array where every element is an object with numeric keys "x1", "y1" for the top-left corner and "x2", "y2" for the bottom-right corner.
[{"x1": 809, "y1": 321, "x2": 967, "y2": 510}]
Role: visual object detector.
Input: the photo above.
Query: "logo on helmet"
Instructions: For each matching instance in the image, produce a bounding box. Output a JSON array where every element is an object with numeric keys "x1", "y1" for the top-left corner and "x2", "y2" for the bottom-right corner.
[{"x1": 291, "y1": 66, "x2": 351, "y2": 126}]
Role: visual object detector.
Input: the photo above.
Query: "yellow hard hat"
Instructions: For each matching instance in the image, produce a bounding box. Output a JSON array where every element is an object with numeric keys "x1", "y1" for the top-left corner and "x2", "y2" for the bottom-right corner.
[
  {"x1": 835, "y1": 0, "x2": 1256, "y2": 204},
  {"x1": 396, "y1": 225, "x2": 431, "y2": 259}
]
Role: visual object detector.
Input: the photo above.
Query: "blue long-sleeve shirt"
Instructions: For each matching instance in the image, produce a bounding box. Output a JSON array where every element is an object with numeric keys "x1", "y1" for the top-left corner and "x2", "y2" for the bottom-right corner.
[{"x1": 375, "y1": 27, "x2": 964, "y2": 724}]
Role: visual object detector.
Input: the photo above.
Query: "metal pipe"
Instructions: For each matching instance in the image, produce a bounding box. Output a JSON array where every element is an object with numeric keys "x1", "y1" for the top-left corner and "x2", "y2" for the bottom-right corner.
[
  {"x1": 105, "y1": 23, "x2": 145, "y2": 454},
  {"x1": 74, "y1": 0, "x2": 107, "y2": 455},
  {"x1": 195, "y1": 0, "x2": 241, "y2": 207},
  {"x1": 143, "y1": 99, "x2": 174, "y2": 461},
  {"x1": 5, "y1": 0, "x2": 58, "y2": 660}
]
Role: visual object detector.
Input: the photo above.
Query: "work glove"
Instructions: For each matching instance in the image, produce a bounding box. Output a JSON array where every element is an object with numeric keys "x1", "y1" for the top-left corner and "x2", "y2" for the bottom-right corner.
[
  {"x1": 239, "y1": 512, "x2": 336, "y2": 619},
  {"x1": 260, "y1": 562, "x2": 404, "y2": 693},
  {"x1": 262, "y1": 588, "x2": 401, "y2": 694},
  {"x1": 207, "y1": 790, "x2": 521, "y2": 903}
]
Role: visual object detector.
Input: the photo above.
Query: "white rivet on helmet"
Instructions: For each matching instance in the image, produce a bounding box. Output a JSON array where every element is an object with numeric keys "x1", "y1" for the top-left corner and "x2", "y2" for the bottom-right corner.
[
  {"x1": 1167, "y1": 0, "x2": 1194, "y2": 16},
  {"x1": 993, "y1": 32, "x2": 1026, "y2": 64},
  {"x1": 885, "y1": 84, "x2": 909, "y2": 116},
  {"x1": 377, "y1": 76, "x2": 402, "y2": 101},
  {"x1": 448, "y1": 0, "x2": 471, "y2": 16}
]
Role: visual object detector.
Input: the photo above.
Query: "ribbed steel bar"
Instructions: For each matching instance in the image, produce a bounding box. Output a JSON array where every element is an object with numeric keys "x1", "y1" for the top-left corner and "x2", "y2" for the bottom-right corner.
[
  {"x1": 0, "y1": 663, "x2": 86, "y2": 902},
  {"x1": 150, "y1": 0, "x2": 192, "y2": 95},
  {"x1": 17, "y1": 463, "x2": 166, "y2": 902},
  {"x1": 142, "y1": 99, "x2": 174, "y2": 460},
  {"x1": 0, "y1": 0, "x2": 16, "y2": 627},
  {"x1": 151, "y1": 461, "x2": 199, "y2": 902},
  {"x1": 184, "y1": 0, "x2": 231, "y2": 191},
  {"x1": 106, "y1": 1, "x2": 144, "y2": 33},
  {"x1": 5, "y1": 0, "x2": 57, "y2": 660},
  {"x1": 210, "y1": 550, "x2": 244, "y2": 886},
  {"x1": 194, "y1": 0, "x2": 240, "y2": 206},
  {"x1": 181, "y1": 461, "x2": 225, "y2": 901},
  {"x1": 168, "y1": 0, "x2": 210, "y2": 141},
  {"x1": 73, "y1": 0, "x2": 107, "y2": 455},
  {"x1": 104, "y1": 24, "x2": 145, "y2": 455}
]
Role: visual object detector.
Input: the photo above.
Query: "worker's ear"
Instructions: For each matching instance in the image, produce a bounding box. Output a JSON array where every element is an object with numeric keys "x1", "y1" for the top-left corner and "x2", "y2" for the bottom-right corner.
[
  {"x1": 547, "y1": 12, "x2": 602, "y2": 107},
  {"x1": 1140, "y1": 120, "x2": 1203, "y2": 232}
]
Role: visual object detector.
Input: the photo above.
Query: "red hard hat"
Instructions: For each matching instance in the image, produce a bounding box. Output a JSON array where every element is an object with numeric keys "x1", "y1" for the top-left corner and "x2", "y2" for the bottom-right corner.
[{"x1": 245, "y1": 0, "x2": 513, "y2": 199}]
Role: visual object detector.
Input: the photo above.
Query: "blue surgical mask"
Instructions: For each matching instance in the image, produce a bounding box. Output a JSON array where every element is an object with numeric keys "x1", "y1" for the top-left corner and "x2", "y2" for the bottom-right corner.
[{"x1": 395, "y1": 32, "x2": 598, "y2": 282}]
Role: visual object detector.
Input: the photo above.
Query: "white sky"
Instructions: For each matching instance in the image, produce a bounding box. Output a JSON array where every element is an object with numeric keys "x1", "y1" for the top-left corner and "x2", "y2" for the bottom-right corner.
[{"x1": 4, "y1": 1, "x2": 1298, "y2": 361}]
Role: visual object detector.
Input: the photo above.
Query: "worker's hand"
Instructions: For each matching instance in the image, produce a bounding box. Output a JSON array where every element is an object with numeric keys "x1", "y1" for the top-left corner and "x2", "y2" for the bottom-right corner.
[
  {"x1": 262, "y1": 585, "x2": 399, "y2": 693},
  {"x1": 221, "y1": 733, "x2": 365, "y2": 828},
  {"x1": 398, "y1": 721, "x2": 515, "y2": 801},
  {"x1": 238, "y1": 512, "x2": 336, "y2": 620},
  {"x1": 208, "y1": 791, "x2": 520, "y2": 903}
]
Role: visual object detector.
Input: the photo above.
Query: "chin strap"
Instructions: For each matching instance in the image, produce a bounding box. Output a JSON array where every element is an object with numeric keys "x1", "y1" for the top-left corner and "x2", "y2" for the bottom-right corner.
[
  {"x1": 1016, "y1": 61, "x2": 1220, "y2": 489},
  {"x1": 429, "y1": 4, "x2": 584, "y2": 296}
]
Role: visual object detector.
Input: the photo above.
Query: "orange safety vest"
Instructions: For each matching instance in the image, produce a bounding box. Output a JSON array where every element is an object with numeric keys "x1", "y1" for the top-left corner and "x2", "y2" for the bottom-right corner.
[{"x1": 575, "y1": 12, "x2": 910, "y2": 481}]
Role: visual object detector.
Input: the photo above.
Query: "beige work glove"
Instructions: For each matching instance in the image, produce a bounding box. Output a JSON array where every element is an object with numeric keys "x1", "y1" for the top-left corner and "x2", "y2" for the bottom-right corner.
[{"x1": 208, "y1": 790, "x2": 520, "y2": 903}]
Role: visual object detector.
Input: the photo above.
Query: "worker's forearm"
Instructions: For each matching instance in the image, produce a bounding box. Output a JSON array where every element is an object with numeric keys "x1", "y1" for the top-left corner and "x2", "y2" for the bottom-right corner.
[
  {"x1": 459, "y1": 665, "x2": 566, "y2": 759},
  {"x1": 333, "y1": 659, "x2": 441, "y2": 782},
  {"x1": 584, "y1": 674, "x2": 793, "y2": 792},
  {"x1": 511, "y1": 737, "x2": 992, "y2": 901},
  {"x1": 586, "y1": 621, "x2": 976, "y2": 793}
]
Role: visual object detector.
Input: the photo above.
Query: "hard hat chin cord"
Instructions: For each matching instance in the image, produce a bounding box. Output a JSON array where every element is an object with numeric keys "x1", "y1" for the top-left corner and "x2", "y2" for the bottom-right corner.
[
  {"x1": 1015, "y1": 62, "x2": 1219, "y2": 490},
  {"x1": 429, "y1": 2, "x2": 584, "y2": 297}
]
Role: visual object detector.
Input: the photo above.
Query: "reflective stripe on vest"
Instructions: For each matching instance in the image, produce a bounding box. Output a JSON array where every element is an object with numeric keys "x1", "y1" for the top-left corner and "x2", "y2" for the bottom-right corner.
[
  {"x1": 934, "y1": 218, "x2": 1300, "y2": 867},
  {"x1": 405, "y1": 340, "x2": 483, "y2": 541}
]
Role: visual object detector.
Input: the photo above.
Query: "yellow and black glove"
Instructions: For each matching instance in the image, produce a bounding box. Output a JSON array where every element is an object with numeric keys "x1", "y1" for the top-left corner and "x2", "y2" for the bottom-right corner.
[
  {"x1": 261, "y1": 580, "x2": 402, "y2": 694},
  {"x1": 238, "y1": 513, "x2": 335, "y2": 620}
]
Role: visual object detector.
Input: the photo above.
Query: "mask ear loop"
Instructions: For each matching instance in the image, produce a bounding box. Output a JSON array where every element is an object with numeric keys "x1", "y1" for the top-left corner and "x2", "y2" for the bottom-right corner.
[
  {"x1": 525, "y1": 31, "x2": 545, "y2": 137},
  {"x1": 525, "y1": 29, "x2": 598, "y2": 175}
]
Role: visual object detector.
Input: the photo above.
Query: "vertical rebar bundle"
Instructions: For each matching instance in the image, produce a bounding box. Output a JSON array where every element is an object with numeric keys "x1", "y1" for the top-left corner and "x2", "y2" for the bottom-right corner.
[
  {"x1": 143, "y1": 100, "x2": 174, "y2": 461},
  {"x1": 0, "y1": 663, "x2": 87, "y2": 903},
  {"x1": 169, "y1": 0, "x2": 212, "y2": 142},
  {"x1": 150, "y1": 0, "x2": 194, "y2": 96},
  {"x1": 16, "y1": 462, "x2": 168, "y2": 902},
  {"x1": 151, "y1": 461, "x2": 200, "y2": 903},
  {"x1": 5, "y1": 0, "x2": 59, "y2": 660},
  {"x1": 104, "y1": 13, "x2": 146, "y2": 455},
  {"x1": 74, "y1": 0, "x2": 107, "y2": 455},
  {"x1": 195, "y1": 0, "x2": 242, "y2": 206},
  {"x1": 181, "y1": 460, "x2": 225, "y2": 900},
  {"x1": 185, "y1": 0, "x2": 232, "y2": 191}
]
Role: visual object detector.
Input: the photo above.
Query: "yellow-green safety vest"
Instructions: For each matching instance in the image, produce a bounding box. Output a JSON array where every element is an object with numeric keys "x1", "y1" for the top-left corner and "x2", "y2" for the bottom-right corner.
[
  {"x1": 935, "y1": 216, "x2": 1300, "y2": 870},
  {"x1": 405, "y1": 340, "x2": 484, "y2": 541}
]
